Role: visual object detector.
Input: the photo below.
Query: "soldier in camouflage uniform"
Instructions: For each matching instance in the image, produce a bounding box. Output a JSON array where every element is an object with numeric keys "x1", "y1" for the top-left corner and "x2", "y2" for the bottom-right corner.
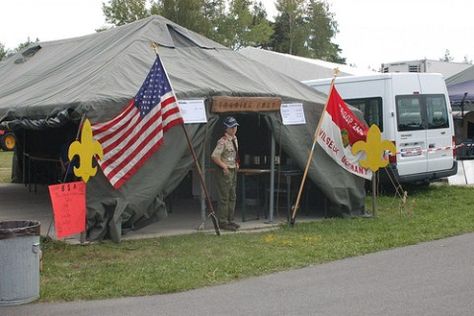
[{"x1": 211, "y1": 116, "x2": 240, "y2": 231}]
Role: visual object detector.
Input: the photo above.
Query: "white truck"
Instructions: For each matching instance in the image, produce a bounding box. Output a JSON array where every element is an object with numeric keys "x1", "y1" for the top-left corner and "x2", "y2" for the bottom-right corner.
[{"x1": 304, "y1": 73, "x2": 457, "y2": 183}]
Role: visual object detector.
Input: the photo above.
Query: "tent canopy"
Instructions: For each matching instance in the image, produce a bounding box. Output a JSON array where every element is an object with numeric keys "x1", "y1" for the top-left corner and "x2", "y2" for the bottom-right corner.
[
  {"x1": 0, "y1": 16, "x2": 365, "y2": 241},
  {"x1": 446, "y1": 64, "x2": 474, "y2": 106},
  {"x1": 1, "y1": 17, "x2": 330, "y2": 123},
  {"x1": 237, "y1": 47, "x2": 373, "y2": 82}
]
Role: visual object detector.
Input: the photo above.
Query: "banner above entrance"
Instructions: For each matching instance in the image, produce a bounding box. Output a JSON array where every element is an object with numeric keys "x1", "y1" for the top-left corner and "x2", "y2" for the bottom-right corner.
[{"x1": 211, "y1": 96, "x2": 281, "y2": 113}]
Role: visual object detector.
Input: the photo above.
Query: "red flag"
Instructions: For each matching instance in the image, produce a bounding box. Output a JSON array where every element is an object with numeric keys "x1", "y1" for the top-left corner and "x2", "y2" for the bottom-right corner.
[
  {"x1": 92, "y1": 55, "x2": 183, "y2": 189},
  {"x1": 317, "y1": 85, "x2": 372, "y2": 179}
]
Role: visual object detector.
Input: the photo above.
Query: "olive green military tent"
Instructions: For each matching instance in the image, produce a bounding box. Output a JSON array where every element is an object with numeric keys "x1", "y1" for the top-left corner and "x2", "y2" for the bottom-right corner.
[{"x1": 0, "y1": 16, "x2": 366, "y2": 242}]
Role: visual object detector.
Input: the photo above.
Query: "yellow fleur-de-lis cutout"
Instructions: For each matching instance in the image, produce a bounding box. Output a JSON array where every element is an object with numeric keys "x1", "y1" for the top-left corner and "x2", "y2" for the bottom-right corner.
[
  {"x1": 68, "y1": 119, "x2": 104, "y2": 183},
  {"x1": 351, "y1": 124, "x2": 396, "y2": 172}
]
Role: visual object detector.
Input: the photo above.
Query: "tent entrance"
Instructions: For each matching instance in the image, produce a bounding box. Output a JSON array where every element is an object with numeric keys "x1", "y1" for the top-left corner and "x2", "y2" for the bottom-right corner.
[
  {"x1": 202, "y1": 113, "x2": 303, "y2": 223},
  {"x1": 11, "y1": 123, "x2": 79, "y2": 188}
]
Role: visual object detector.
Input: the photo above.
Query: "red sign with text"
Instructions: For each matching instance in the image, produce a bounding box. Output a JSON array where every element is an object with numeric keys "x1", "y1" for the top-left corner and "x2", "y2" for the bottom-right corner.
[{"x1": 48, "y1": 181, "x2": 86, "y2": 239}]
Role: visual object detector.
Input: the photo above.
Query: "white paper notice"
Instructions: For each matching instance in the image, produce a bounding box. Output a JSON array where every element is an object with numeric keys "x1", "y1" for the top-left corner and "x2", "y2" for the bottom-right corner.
[
  {"x1": 178, "y1": 99, "x2": 207, "y2": 124},
  {"x1": 280, "y1": 103, "x2": 306, "y2": 125}
]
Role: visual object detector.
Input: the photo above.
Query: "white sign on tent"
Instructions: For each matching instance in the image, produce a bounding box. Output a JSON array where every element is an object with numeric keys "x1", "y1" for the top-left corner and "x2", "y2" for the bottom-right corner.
[
  {"x1": 280, "y1": 103, "x2": 306, "y2": 125},
  {"x1": 178, "y1": 99, "x2": 207, "y2": 124}
]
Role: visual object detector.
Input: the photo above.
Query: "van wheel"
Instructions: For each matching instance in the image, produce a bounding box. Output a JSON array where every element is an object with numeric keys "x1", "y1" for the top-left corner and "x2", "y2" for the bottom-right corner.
[{"x1": 0, "y1": 132, "x2": 16, "y2": 151}]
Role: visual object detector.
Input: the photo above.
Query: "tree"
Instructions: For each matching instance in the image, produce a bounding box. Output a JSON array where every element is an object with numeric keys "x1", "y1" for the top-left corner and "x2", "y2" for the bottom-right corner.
[
  {"x1": 158, "y1": 0, "x2": 213, "y2": 37},
  {"x1": 201, "y1": 0, "x2": 227, "y2": 43},
  {"x1": 248, "y1": 1, "x2": 275, "y2": 48},
  {"x1": 305, "y1": 0, "x2": 344, "y2": 63},
  {"x1": 101, "y1": 0, "x2": 341, "y2": 58},
  {"x1": 102, "y1": 0, "x2": 273, "y2": 49},
  {"x1": 270, "y1": 0, "x2": 306, "y2": 55},
  {"x1": 222, "y1": 0, "x2": 273, "y2": 49},
  {"x1": 440, "y1": 49, "x2": 454, "y2": 62},
  {"x1": 270, "y1": 0, "x2": 344, "y2": 63},
  {"x1": 102, "y1": 0, "x2": 227, "y2": 45},
  {"x1": 0, "y1": 42, "x2": 7, "y2": 61},
  {"x1": 102, "y1": 0, "x2": 149, "y2": 26}
]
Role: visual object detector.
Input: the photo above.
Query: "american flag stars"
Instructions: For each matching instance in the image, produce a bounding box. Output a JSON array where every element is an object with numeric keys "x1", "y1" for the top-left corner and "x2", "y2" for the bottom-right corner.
[{"x1": 135, "y1": 61, "x2": 172, "y2": 117}]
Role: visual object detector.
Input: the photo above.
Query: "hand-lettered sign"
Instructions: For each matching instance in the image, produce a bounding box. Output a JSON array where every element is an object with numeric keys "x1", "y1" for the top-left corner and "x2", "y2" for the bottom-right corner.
[{"x1": 48, "y1": 181, "x2": 86, "y2": 239}]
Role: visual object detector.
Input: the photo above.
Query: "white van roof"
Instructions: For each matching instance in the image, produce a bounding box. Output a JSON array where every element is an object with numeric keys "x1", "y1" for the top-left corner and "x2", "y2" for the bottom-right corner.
[{"x1": 303, "y1": 72, "x2": 445, "y2": 86}]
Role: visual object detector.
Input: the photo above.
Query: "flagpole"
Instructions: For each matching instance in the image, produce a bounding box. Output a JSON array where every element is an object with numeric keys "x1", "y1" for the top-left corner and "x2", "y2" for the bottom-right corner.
[
  {"x1": 290, "y1": 69, "x2": 339, "y2": 226},
  {"x1": 151, "y1": 42, "x2": 220, "y2": 236}
]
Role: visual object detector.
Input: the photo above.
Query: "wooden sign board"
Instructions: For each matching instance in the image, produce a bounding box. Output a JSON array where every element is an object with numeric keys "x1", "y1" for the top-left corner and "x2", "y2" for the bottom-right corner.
[{"x1": 211, "y1": 96, "x2": 281, "y2": 113}]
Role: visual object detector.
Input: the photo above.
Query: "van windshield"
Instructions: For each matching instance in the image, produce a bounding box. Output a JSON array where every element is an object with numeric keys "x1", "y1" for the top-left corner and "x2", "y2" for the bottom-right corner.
[{"x1": 396, "y1": 94, "x2": 449, "y2": 131}]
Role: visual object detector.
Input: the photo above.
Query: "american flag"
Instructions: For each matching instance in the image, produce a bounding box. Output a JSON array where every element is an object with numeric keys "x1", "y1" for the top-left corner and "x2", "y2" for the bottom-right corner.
[{"x1": 92, "y1": 55, "x2": 184, "y2": 189}]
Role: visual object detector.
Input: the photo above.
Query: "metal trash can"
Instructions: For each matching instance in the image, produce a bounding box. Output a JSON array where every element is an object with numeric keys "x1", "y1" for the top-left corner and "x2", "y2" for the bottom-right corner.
[{"x1": 0, "y1": 220, "x2": 41, "y2": 306}]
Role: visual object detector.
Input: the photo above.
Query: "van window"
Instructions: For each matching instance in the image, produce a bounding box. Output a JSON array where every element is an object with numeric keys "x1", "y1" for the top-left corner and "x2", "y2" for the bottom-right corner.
[
  {"x1": 426, "y1": 95, "x2": 449, "y2": 129},
  {"x1": 396, "y1": 96, "x2": 424, "y2": 131},
  {"x1": 396, "y1": 94, "x2": 450, "y2": 131},
  {"x1": 345, "y1": 97, "x2": 383, "y2": 131},
  {"x1": 468, "y1": 122, "x2": 474, "y2": 139}
]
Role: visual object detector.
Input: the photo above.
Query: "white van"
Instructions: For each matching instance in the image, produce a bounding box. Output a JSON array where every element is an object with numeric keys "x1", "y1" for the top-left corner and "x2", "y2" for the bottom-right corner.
[{"x1": 304, "y1": 73, "x2": 457, "y2": 183}]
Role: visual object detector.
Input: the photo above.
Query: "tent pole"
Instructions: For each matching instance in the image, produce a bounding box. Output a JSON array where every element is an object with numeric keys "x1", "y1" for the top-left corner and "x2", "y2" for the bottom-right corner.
[
  {"x1": 200, "y1": 141, "x2": 206, "y2": 225},
  {"x1": 181, "y1": 125, "x2": 220, "y2": 235},
  {"x1": 268, "y1": 133, "x2": 276, "y2": 222}
]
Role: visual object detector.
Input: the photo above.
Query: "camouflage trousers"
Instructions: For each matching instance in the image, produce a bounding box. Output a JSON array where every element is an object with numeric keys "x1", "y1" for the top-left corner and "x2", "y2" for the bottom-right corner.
[{"x1": 216, "y1": 168, "x2": 237, "y2": 224}]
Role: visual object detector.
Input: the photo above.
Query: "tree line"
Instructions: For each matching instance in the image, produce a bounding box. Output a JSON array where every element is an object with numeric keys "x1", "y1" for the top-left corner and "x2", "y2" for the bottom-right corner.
[
  {"x1": 101, "y1": 0, "x2": 345, "y2": 62},
  {"x1": 0, "y1": 0, "x2": 344, "y2": 63}
]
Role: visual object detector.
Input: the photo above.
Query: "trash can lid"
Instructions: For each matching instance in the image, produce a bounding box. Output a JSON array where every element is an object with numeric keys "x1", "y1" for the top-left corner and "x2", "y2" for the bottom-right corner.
[{"x1": 0, "y1": 221, "x2": 40, "y2": 240}]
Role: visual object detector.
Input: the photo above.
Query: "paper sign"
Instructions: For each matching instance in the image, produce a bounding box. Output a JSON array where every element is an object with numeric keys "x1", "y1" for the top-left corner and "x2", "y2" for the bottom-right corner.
[
  {"x1": 280, "y1": 103, "x2": 306, "y2": 125},
  {"x1": 178, "y1": 99, "x2": 207, "y2": 123},
  {"x1": 48, "y1": 181, "x2": 86, "y2": 239}
]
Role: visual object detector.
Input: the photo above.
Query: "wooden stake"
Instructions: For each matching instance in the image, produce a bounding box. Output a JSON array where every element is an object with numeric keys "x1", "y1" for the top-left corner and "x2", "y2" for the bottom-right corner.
[{"x1": 371, "y1": 171, "x2": 377, "y2": 217}]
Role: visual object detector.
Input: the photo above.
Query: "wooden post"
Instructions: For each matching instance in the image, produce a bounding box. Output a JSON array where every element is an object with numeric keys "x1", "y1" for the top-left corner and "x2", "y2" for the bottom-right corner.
[{"x1": 371, "y1": 171, "x2": 377, "y2": 217}]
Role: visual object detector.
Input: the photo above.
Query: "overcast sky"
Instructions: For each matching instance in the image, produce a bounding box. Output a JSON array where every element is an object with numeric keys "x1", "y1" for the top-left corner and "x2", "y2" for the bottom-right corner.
[{"x1": 1, "y1": 0, "x2": 473, "y2": 71}]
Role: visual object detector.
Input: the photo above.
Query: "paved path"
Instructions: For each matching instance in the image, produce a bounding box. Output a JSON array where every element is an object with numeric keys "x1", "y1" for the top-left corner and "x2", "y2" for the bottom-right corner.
[{"x1": 2, "y1": 233, "x2": 474, "y2": 316}]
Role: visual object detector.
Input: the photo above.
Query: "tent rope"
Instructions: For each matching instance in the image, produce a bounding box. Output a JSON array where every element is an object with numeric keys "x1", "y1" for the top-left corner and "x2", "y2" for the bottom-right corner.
[{"x1": 383, "y1": 166, "x2": 408, "y2": 216}]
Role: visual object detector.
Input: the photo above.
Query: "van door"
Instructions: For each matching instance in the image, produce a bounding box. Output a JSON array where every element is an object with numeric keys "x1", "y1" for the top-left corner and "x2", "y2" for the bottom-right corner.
[
  {"x1": 395, "y1": 95, "x2": 428, "y2": 176},
  {"x1": 425, "y1": 95, "x2": 453, "y2": 172}
]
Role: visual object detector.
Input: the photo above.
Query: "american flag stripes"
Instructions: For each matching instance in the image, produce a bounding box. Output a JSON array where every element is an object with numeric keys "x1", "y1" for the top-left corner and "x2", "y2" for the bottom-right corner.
[{"x1": 92, "y1": 55, "x2": 183, "y2": 189}]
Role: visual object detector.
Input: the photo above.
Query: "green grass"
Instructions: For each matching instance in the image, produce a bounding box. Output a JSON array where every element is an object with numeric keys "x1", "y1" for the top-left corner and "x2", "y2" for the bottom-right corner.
[
  {"x1": 0, "y1": 151, "x2": 13, "y2": 183},
  {"x1": 40, "y1": 185, "x2": 474, "y2": 302}
]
